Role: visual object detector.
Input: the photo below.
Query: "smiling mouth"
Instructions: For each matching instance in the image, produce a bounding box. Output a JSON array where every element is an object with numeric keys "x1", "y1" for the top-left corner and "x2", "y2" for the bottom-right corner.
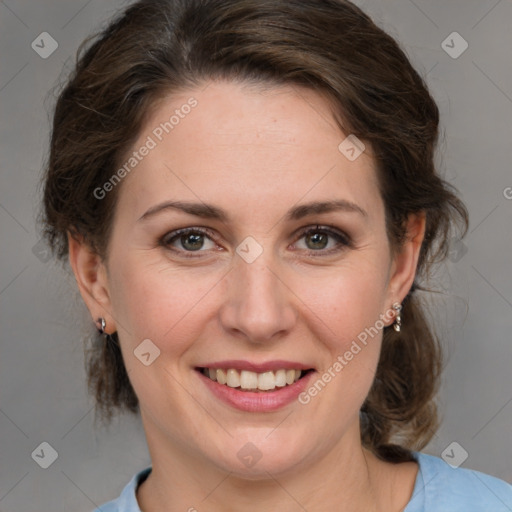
[{"x1": 197, "y1": 367, "x2": 314, "y2": 392}]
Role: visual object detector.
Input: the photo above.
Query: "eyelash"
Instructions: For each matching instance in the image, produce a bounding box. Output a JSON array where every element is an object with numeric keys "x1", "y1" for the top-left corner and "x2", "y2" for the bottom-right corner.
[{"x1": 159, "y1": 225, "x2": 352, "y2": 259}]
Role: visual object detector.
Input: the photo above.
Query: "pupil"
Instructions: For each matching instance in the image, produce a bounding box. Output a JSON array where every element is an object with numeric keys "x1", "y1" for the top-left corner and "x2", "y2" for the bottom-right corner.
[
  {"x1": 307, "y1": 232, "x2": 327, "y2": 250},
  {"x1": 182, "y1": 233, "x2": 204, "y2": 251}
]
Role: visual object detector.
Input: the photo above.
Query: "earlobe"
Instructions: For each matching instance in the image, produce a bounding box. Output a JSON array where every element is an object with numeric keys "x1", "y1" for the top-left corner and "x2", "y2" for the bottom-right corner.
[
  {"x1": 67, "y1": 232, "x2": 115, "y2": 333},
  {"x1": 387, "y1": 212, "x2": 426, "y2": 307}
]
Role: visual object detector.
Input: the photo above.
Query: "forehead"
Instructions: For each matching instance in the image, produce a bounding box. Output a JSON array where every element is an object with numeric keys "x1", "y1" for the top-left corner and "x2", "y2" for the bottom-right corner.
[{"x1": 116, "y1": 80, "x2": 382, "y2": 222}]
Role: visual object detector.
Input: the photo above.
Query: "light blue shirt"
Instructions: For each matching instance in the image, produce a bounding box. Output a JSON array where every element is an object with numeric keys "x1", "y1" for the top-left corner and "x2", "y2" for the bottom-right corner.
[{"x1": 93, "y1": 452, "x2": 512, "y2": 511}]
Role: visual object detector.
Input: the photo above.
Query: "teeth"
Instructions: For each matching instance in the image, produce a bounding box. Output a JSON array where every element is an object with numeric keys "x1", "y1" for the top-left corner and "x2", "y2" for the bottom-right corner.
[
  {"x1": 240, "y1": 370, "x2": 258, "y2": 390},
  {"x1": 217, "y1": 368, "x2": 227, "y2": 385},
  {"x1": 202, "y1": 368, "x2": 305, "y2": 391},
  {"x1": 275, "y1": 369, "x2": 287, "y2": 387},
  {"x1": 226, "y1": 369, "x2": 240, "y2": 388},
  {"x1": 258, "y1": 371, "x2": 275, "y2": 391}
]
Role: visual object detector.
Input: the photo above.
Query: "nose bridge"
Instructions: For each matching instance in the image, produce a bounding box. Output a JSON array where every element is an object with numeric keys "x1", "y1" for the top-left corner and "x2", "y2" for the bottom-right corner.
[
  {"x1": 220, "y1": 248, "x2": 296, "y2": 342},
  {"x1": 240, "y1": 254, "x2": 279, "y2": 302}
]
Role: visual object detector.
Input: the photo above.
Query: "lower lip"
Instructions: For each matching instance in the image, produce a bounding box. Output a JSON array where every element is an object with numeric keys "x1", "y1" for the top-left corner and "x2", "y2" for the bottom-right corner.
[{"x1": 196, "y1": 369, "x2": 316, "y2": 412}]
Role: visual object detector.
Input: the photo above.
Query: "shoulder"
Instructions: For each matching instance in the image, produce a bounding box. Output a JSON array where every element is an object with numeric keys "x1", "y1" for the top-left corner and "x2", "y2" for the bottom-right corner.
[
  {"x1": 92, "y1": 467, "x2": 151, "y2": 512},
  {"x1": 406, "y1": 452, "x2": 512, "y2": 511}
]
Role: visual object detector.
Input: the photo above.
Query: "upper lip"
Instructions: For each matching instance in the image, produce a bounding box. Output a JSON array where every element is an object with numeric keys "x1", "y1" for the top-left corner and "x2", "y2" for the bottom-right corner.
[{"x1": 196, "y1": 360, "x2": 314, "y2": 372}]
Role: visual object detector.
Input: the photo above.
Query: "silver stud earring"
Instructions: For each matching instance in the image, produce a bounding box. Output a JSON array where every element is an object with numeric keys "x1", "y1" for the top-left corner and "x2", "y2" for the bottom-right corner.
[
  {"x1": 392, "y1": 302, "x2": 402, "y2": 332},
  {"x1": 96, "y1": 317, "x2": 107, "y2": 334}
]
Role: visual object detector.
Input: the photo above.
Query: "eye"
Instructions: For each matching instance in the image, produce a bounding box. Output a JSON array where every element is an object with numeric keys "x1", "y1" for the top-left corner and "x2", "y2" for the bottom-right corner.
[
  {"x1": 293, "y1": 225, "x2": 351, "y2": 254},
  {"x1": 159, "y1": 225, "x2": 352, "y2": 258},
  {"x1": 160, "y1": 228, "x2": 217, "y2": 253}
]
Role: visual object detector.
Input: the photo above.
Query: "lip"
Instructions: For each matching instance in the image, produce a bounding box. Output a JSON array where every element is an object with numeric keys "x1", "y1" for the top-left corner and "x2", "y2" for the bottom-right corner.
[
  {"x1": 195, "y1": 360, "x2": 313, "y2": 373},
  {"x1": 196, "y1": 367, "x2": 316, "y2": 412}
]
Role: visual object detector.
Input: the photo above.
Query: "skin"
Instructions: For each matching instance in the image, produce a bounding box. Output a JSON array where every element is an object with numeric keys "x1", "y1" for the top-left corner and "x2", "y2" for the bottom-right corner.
[{"x1": 69, "y1": 80, "x2": 425, "y2": 511}]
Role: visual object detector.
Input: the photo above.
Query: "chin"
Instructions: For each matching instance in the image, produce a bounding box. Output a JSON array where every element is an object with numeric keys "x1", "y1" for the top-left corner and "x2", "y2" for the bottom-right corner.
[{"x1": 206, "y1": 435, "x2": 313, "y2": 480}]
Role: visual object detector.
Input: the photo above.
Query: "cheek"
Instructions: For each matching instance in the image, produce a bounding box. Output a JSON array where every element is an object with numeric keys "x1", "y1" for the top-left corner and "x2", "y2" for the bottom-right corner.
[
  {"x1": 300, "y1": 258, "x2": 390, "y2": 348},
  {"x1": 108, "y1": 252, "x2": 225, "y2": 354},
  {"x1": 296, "y1": 266, "x2": 387, "y2": 428},
  {"x1": 293, "y1": 256, "x2": 389, "y2": 408}
]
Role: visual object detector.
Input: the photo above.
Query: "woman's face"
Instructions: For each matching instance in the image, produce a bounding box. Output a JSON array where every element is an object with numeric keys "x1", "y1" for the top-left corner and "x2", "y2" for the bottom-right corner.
[{"x1": 80, "y1": 80, "x2": 423, "y2": 477}]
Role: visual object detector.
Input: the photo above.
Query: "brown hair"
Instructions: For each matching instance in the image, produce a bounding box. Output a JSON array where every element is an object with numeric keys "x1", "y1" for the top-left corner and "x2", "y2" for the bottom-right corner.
[{"x1": 41, "y1": 0, "x2": 468, "y2": 462}]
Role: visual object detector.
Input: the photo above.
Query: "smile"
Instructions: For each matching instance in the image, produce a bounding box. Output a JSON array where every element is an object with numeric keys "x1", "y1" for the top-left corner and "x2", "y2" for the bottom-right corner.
[{"x1": 199, "y1": 367, "x2": 313, "y2": 392}]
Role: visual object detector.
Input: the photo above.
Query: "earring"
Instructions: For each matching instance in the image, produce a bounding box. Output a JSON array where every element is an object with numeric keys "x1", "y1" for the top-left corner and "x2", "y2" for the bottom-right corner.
[
  {"x1": 392, "y1": 302, "x2": 402, "y2": 332},
  {"x1": 96, "y1": 317, "x2": 107, "y2": 334}
]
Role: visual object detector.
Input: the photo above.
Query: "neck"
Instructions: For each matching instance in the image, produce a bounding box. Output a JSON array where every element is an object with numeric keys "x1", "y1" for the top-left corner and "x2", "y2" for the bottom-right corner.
[{"x1": 136, "y1": 417, "x2": 400, "y2": 512}]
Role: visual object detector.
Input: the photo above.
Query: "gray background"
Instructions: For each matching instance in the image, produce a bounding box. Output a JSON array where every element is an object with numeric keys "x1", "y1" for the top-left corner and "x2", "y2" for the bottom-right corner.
[{"x1": 1, "y1": 0, "x2": 511, "y2": 510}]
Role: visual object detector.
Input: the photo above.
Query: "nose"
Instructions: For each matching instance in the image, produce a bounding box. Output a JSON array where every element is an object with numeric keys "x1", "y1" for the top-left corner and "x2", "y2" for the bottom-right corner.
[{"x1": 219, "y1": 254, "x2": 298, "y2": 344}]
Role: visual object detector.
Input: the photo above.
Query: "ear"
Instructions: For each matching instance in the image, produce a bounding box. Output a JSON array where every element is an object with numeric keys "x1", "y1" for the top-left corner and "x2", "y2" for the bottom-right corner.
[
  {"x1": 67, "y1": 232, "x2": 116, "y2": 334},
  {"x1": 385, "y1": 211, "x2": 426, "y2": 312}
]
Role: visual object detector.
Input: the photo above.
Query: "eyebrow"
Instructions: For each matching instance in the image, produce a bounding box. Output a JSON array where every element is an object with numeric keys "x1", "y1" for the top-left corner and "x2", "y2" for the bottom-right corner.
[
  {"x1": 138, "y1": 201, "x2": 228, "y2": 222},
  {"x1": 286, "y1": 199, "x2": 367, "y2": 220},
  {"x1": 137, "y1": 199, "x2": 368, "y2": 222}
]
